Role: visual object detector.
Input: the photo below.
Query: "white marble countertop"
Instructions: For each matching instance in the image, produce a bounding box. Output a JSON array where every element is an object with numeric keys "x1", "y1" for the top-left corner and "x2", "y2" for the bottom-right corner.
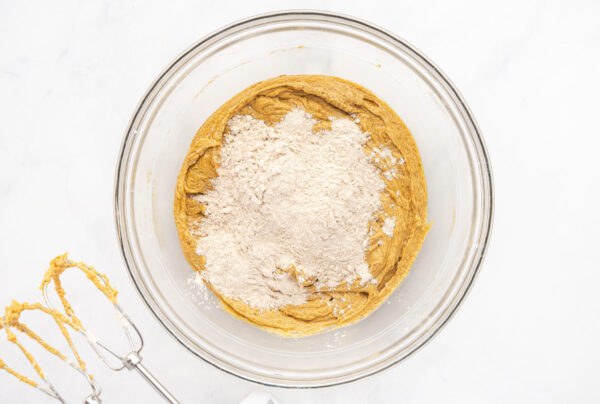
[{"x1": 1, "y1": 1, "x2": 599, "y2": 402}]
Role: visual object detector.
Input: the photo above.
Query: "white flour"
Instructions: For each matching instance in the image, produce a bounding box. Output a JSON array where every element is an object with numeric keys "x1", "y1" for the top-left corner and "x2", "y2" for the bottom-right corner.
[
  {"x1": 193, "y1": 109, "x2": 389, "y2": 309},
  {"x1": 382, "y1": 217, "x2": 396, "y2": 237}
]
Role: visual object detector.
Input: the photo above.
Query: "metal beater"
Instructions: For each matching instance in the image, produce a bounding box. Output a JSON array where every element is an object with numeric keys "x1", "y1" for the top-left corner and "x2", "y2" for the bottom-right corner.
[
  {"x1": 42, "y1": 273, "x2": 179, "y2": 403},
  {"x1": 0, "y1": 302, "x2": 103, "y2": 404}
]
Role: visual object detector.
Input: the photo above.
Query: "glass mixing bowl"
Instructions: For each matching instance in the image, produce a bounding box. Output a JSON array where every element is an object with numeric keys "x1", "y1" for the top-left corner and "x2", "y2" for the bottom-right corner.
[{"x1": 114, "y1": 11, "x2": 493, "y2": 387}]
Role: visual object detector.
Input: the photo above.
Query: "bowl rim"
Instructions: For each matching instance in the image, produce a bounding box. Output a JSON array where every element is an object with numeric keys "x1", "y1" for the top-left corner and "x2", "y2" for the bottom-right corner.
[{"x1": 114, "y1": 9, "x2": 494, "y2": 388}]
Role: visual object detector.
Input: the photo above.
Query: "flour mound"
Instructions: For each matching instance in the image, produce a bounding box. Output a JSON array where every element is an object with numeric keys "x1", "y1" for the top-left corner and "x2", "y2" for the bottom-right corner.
[{"x1": 194, "y1": 109, "x2": 385, "y2": 309}]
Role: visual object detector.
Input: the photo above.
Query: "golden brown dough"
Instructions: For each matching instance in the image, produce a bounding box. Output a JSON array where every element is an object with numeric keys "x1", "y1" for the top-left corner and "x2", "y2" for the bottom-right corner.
[{"x1": 174, "y1": 75, "x2": 429, "y2": 336}]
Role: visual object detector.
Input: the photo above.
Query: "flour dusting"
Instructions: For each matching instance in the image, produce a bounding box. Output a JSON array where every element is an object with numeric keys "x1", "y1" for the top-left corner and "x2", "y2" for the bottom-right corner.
[
  {"x1": 192, "y1": 109, "x2": 391, "y2": 309},
  {"x1": 382, "y1": 217, "x2": 396, "y2": 237}
]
